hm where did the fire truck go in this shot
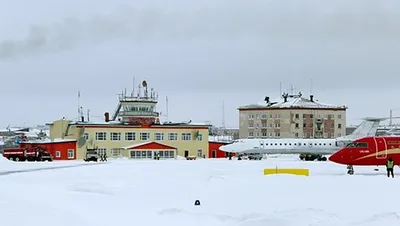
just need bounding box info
[2,147,53,162]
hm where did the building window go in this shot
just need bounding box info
[295,114,299,119]
[111,148,123,157]
[197,149,203,157]
[110,132,121,141]
[168,133,177,140]
[310,114,314,118]
[338,124,342,129]
[295,123,299,128]
[303,123,306,128]
[155,133,164,141]
[140,133,150,141]
[262,122,267,128]
[56,151,61,158]
[338,114,342,119]
[83,133,89,140]
[157,150,175,159]
[261,114,267,119]
[275,123,280,128]
[275,132,280,137]
[130,150,152,159]
[97,148,107,155]
[261,131,268,137]
[295,133,299,138]
[125,132,136,141]
[182,133,192,140]
[67,149,74,159]
[95,132,107,141]
[196,134,203,141]
[248,121,254,127]
[248,131,254,137]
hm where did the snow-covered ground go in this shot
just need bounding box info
[1,155,399,226]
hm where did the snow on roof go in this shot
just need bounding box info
[121,141,177,150]
[21,138,76,144]
[239,94,346,110]
[121,141,153,149]
[209,135,233,143]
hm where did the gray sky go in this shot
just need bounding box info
[1,0,400,129]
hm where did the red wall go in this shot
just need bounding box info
[20,141,77,160]
[208,141,233,158]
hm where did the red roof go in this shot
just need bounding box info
[123,141,177,150]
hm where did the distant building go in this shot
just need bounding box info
[238,92,347,139]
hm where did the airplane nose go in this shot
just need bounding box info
[329,151,342,164]
[219,144,230,152]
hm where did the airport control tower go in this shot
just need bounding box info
[110,80,160,125]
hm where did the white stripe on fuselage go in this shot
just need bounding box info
[220,138,340,155]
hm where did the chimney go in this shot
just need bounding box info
[81,116,84,122]
[264,96,270,103]
[104,112,110,122]
[282,93,288,102]
[310,95,314,102]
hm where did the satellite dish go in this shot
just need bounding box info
[77,137,86,148]
[78,128,85,137]
[142,80,147,87]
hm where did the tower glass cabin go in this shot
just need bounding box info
[111,80,160,125]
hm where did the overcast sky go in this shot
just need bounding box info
[1,0,399,129]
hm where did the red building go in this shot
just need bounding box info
[208,141,233,158]
[19,138,77,160]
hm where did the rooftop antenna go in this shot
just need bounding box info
[77,90,81,121]
[87,109,90,122]
[290,84,294,95]
[166,96,169,121]
[222,100,226,128]
[142,80,148,97]
[132,77,135,97]
[279,82,282,98]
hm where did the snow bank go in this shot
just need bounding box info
[0,157,399,226]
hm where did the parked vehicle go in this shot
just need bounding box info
[3,147,53,162]
[84,149,99,162]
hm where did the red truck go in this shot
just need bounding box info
[3,147,53,162]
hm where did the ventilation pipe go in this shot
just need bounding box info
[310,95,314,102]
[264,96,270,103]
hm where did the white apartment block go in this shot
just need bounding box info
[238,92,347,139]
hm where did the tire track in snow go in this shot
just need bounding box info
[0,162,109,176]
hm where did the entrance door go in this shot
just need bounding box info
[212,151,216,158]
[184,150,189,157]
[374,137,387,159]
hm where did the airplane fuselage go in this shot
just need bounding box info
[329,136,400,166]
[220,138,342,155]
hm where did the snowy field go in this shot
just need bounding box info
[1,155,400,226]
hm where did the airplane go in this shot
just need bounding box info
[219,118,387,157]
[328,135,400,175]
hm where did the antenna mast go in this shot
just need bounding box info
[77,90,81,120]
[132,77,135,97]
[279,82,282,98]
[166,96,169,121]
[222,100,226,128]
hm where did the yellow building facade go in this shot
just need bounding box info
[47,119,210,160]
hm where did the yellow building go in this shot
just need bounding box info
[47,80,210,160]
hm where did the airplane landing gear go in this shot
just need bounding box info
[347,165,354,175]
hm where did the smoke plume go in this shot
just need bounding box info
[1,1,400,59]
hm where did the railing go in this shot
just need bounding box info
[119,111,160,117]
